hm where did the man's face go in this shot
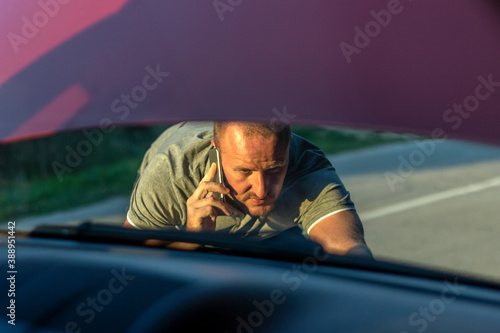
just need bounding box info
[216,125,289,217]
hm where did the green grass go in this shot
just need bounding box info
[0,125,169,223]
[1,159,139,221]
[292,126,406,155]
[0,125,406,222]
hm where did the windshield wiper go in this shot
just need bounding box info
[24,221,500,291]
[29,221,324,260]
[26,221,386,272]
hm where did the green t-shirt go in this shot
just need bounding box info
[127,122,355,240]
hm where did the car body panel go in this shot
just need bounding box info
[1,0,500,144]
[2,1,500,332]
[2,236,500,333]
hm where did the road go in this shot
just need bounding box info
[16,139,500,281]
[331,139,500,281]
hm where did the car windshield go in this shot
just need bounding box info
[2,0,500,286]
[2,123,500,282]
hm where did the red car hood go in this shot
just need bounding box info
[1,0,500,144]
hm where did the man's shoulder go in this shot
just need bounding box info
[147,121,212,155]
[287,133,333,176]
[280,131,342,203]
[153,122,213,149]
[139,122,213,179]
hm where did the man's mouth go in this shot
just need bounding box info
[248,195,276,206]
[250,198,267,205]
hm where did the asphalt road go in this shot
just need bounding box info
[330,139,500,282]
[15,139,500,282]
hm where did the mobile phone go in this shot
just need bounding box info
[208,148,224,201]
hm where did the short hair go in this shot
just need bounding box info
[213,121,291,152]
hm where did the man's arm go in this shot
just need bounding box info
[122,163,231,251]
[123,219,137,229]
[308,210,373,259]
[122,218,209,250]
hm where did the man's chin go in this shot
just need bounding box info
[247,204,274,217]
[229,195,276,217]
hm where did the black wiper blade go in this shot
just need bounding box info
[29,221,323,260]
[28,222,500,291]
[28,222,391,276]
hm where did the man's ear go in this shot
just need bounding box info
[211,139,216,148]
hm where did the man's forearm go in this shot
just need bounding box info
[143,239,203,251]
[123,220,203,251]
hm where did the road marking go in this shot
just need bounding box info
[360,175,500,221]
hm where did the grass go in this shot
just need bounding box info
[292,126,406,155]
[1,159,139,221]
[0,125,406,222]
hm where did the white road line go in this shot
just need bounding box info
[360,175,500,222]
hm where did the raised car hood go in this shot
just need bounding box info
[1,0,500,144]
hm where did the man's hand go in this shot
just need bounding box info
[186,163,232,232]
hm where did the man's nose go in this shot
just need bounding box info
[252,172,268,199]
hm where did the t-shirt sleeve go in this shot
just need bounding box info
[127,153,196,230]
[278,135,355,235]
[296,169,355,234]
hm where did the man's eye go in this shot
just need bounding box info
[268,167,282,173]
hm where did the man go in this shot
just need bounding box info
[123,121,372,258]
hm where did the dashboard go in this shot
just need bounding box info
[2,236,500,333]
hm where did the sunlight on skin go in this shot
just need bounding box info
[214,124,289,217]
